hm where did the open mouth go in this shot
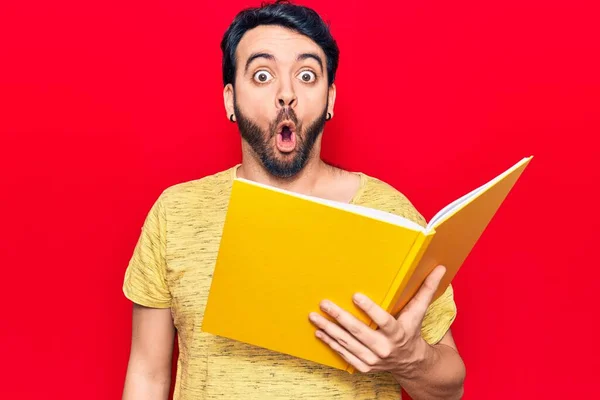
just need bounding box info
[275,121,297,152]
[281,125,293,141]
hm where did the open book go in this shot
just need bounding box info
[201,156,533,373]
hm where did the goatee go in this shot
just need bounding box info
[233,96,328,178]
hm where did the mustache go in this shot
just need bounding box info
[269,107,299,137]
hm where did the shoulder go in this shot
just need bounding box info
[155,166,236,211]
[354,173,427,228]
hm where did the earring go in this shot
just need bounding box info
[326,112,332,121]
[229,114,235,123]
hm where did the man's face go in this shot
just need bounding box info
[225,25,335,178]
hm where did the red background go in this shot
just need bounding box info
[1,1,598,398]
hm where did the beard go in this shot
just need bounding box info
[233,95,328,179]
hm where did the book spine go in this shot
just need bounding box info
[345,232,434,374]
[378,231,434,321]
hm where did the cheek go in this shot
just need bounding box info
[245,101,270,119]
[299,95,327,119]
[237,89,274,124]
[297,84,328,112]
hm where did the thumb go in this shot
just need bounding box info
[400,265,446,323]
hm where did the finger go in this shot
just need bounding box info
[316,300,382,352]
[352,292,398,336]
[401,265,446,321]
[309,310,380,366]
[314,329,374,374]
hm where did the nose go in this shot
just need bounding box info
[278,97,296,107]
[276,79,297,109]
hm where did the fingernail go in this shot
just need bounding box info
[320,301,331,312]
[353,293,366,304]
[315,331,323,339]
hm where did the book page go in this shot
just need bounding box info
[236,178,424,231]
[427,184,488,229]
[426,157,532,230]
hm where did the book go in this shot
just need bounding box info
[201,156,533,373]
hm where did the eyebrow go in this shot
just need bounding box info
[244,52,275,73]
[296,53,324,73]
[244,52,324,74]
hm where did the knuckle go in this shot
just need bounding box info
[325,333,339,345]
[377,346,391,359]
[338,337,349,348]
[394,328,408,344]
[349,324,361,336]
[365,355,379,366]
[414,292,427,305]
[396,318,409,332]
[379,316,394,330]
[424,278,436,290]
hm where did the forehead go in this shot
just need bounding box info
[236,25,325,64]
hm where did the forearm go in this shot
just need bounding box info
[392,342,465,400]
[122,370,171,400]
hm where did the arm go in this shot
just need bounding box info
[392,329,465,400]
[122,304,176,400]
[309,265,465,400]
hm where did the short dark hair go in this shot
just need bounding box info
[220,0,340,87]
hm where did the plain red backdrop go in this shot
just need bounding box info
[1,0,598,398]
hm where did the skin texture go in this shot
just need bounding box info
[223,25,362,203]
[122,306,175,400]
[122,24,465,400]
[309,265,466,399]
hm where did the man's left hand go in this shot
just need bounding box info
[308,265,446,376]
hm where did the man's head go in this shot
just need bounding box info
[221,0,339,178]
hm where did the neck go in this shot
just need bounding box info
[236,146,332,197]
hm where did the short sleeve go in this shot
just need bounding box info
[122,194,171,308]
[420,284,457,344]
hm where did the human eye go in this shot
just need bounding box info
[297,70,317,83]
[253,70,274,83]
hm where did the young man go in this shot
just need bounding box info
[122,1,466,399]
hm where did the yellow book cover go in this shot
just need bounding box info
[201,156,532,372]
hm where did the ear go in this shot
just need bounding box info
[223,83,235,122]
[327,83,336,118]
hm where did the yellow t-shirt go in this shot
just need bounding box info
[123,165,457,399]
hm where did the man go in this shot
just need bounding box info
[122,1,466,399]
